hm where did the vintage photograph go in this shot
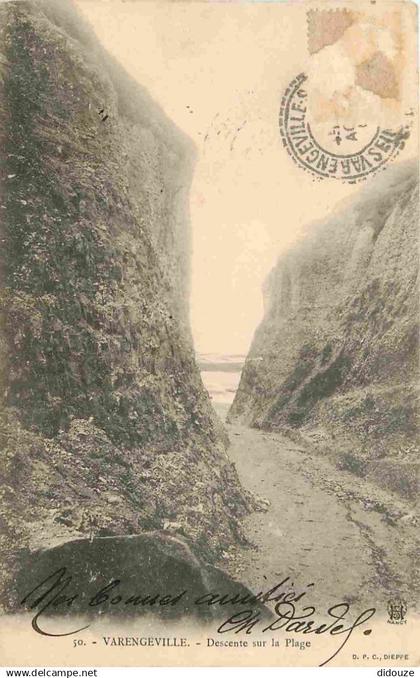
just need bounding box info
[0,0,418,668]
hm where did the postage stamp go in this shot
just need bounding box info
[279,6,416,182]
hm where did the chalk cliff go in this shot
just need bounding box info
[0,0,249,597]
[230,162,419,500]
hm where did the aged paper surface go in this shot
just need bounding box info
[0,0,418,668]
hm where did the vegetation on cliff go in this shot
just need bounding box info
[0,0,249,600]
[230,162,419,500]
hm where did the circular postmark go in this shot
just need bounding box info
[279,73,411,183]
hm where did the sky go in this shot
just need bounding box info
[75,0,417,355]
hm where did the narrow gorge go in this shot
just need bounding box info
[0,0,418,637]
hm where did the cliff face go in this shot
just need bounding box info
[230,163,419,500]
[0,0,249,586]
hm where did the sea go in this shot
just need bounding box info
[197,353,245,405]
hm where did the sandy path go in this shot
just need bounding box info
[215,403,418,616]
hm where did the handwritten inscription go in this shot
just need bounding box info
[20,567,375,666]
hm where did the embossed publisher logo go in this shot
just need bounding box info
[387,599,407,624]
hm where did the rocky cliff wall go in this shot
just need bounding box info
[230,162,419,500]
[0,0,249,596]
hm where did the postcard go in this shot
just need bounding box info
[0,0,418,669]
